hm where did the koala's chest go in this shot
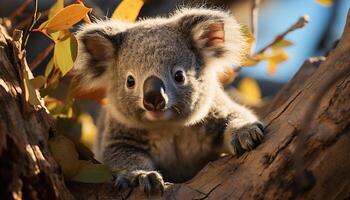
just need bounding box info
[147,126,220,182]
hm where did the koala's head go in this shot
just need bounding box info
[73,8,246,128]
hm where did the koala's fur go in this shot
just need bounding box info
[74,8,264,196]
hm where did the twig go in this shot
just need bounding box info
[8,0,32,20]
[255,15,309,55]
[15,10,50,30]
[22,0,39,50]
[250,0,260,53]
[29,43,55,70]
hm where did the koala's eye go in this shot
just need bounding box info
[126,75,135,88]
[174,70,186,84]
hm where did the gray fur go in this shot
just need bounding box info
[74,8,264,197]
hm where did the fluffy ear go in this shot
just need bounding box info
[73,20,130,89]
[173,8,247,67]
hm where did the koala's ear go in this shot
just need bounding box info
[73,20,129,89]
[174,8,247,67]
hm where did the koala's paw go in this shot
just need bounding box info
[113,170,164,197]
[229,122,264,156]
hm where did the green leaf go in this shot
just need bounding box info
[45,57,54,77]
[48,135,80,179]
[29,76,46,89]
[54,34,74,76]
[271,39,293,50]
[71,161,113,183]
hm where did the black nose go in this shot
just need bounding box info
[143,76,166,111]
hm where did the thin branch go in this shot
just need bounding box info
[29,43,54,70]
[255,15,309,55]
[15,10,50,30]
[250,0,260,44]
[8,0,33,20]
[22,0,39,50]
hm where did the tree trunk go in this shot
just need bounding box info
[0,28,73,199]
[1,11,350,200]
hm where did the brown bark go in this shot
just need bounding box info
[69,12,350,200]
[0,11,350,200]
[0,28,73,199]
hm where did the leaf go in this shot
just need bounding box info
[44,4,92,31]
[266,50,289,75]
[238,77,261,106]
[267,59,278,75]
[23,68,42,106]
[111,0,144,22]
[49,0,64,19]
[29,76,46,89]
[71,161,112,183]
[54,34,75,76]
[48,135,81,179]
[316,0,333,7]
[46,99,73,118]
[38,21,48,30]
[45,57,54,77]
[271,39,293,50]
[78,113,97,149]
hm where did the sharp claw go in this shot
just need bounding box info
[255,122,265,131]
[231,137,244,156]
[114,176,131,192]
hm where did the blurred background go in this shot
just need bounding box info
[1,0,349,96]
[0,0,349,148]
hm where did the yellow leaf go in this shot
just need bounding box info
[29,76,46,89]
[83,14,92,24]
[45,58,54,77]
[49,0,64,19]
[237,78,261,106]
[23,67,42,106]
[54,34,75,76]
[271,39,293,50]
[269,50,289,63]
[316,0,333,7]
[267,59,278,75]
[49,135,80,179]
[71,161,112,183]
[38,21,48,30]
[111,0,144,22]
[78,113,97,149]
[266,50,288,75]
[241,55,260,66]
[45,4,92,31]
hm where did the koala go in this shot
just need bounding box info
[73,8,264,197]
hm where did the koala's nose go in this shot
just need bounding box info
[143,76,166,111]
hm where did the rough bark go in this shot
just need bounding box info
[0,28,73,199]
[69,11,350,200]
[0,11,350,200]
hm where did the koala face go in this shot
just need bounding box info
[74,8,246,128]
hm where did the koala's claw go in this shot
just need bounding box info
[112,171,164,197]
[137,171,165,197]
[230,123,264,156]
[113,175,131,192]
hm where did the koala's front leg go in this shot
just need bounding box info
[214,92,265,156]
[102,143,164,196]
